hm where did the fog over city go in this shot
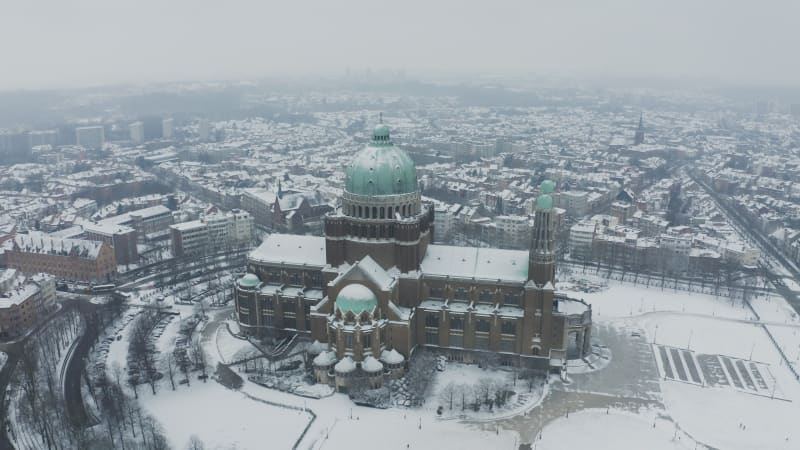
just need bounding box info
[4,2,800,450]
[3,0,800,89]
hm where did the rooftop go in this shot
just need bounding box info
[249,234,326,267]
[421,244,528,283]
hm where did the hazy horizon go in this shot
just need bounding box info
[3,0,800,91]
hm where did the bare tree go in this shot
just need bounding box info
[166,353,177,390]
[186,435,206,450]
[192,337,207,381]
[128,375,139,399]
[146,417,170,450]
[406,350,437,406]
[439,382,456,410]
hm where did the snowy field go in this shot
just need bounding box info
[313,409,516,450]
[561,274,752,321]
[215,321,262,364]
[632,312,800,449]
[749,292,799,324]
[536,409,691,450]
[139,380,311,450]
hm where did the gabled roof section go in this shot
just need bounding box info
[333,255,394,291]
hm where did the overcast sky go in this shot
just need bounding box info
[2,0,799,90]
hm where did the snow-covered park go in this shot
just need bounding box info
[65,266,800,450]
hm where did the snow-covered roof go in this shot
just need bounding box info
[334,356,356,373]
[7,232,103,260]
[249,234,326,267]
[362,355,383,373]
[421,245,528,283]
[333,255,395,292]
[307,340,327,355]
[380,348,405,365]
[557,298,590,315]
[313,350,337,367]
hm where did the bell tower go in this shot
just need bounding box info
[529,180,557,286]
[634,112,645,146]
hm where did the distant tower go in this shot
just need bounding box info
[529,180,557,286]
[634,113,645,146]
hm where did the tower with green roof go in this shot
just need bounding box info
[529,180,557,286]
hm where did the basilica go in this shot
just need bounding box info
[234,123,592,390]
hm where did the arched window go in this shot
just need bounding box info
[379,207,384,218]
[402,205,407,216]
[358,206,362,217]
[372,207,377,218]
[365,207,370,219]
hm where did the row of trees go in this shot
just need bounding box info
[438,378,514,413]
[97,368,169,450]
[10,307,171,450]
[13,310,84,450]
[127,310,162,395]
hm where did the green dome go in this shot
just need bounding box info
[536,194,553,210]
[238,273,260,288]
[336,284,378,315]
[344,125,417,196]
[540,180,555,194]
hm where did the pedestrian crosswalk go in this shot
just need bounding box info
[652,344,783,399]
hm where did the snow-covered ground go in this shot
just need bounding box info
[314,408,516,450]
[536,409,692,450]
[423,362,546,421]
[561,274,752,321]
[782,277,800,293]
[215,321,262,364]
[749,292,799,324]
[631,310,800,449]
[98,266,800,450]
[140,380,311,450]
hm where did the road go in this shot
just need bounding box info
[688,169,800,314]
[117,248,249,286]
[63,302,100,427]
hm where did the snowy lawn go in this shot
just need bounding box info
[626,312,800,450]
[536,409,692,450]
[314,408,516,450]
[562,275,752,321]
[139,380,311,450]
[215,323,262,364]
[663,382,799,450]
[749,292,799,324]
